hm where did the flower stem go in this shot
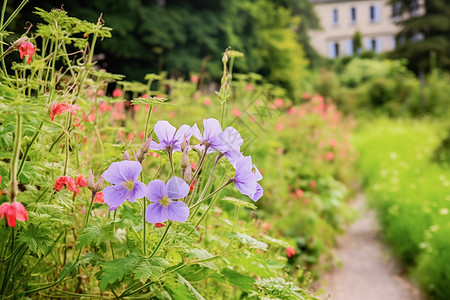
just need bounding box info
[17,120,43,177]
[10,110,22,202]
[189,179,233,211]
[144,104,154,140]
[149,222,172,258]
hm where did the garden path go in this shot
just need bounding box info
[313,194,425,300]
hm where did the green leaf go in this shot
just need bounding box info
[59,260,79,281]
[133,257,170,283]
[78,221,114,247]
[187,248,218,270]
[98,253,142,292]
[166,282,197,300]
[177,274,206,300]
[222,196,258,210]
[17,223,52,254]
[227,232,268,251]
[221,268,255,292]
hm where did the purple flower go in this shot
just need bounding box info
[233,156,263,202]
[145,177,190,223]
[150,120,192,153]
[192,118,228,153]
[219,127,244,167]
[102,161,147,211]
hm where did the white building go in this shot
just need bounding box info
[308,0,424,58]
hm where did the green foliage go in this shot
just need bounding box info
[355,118,450,299]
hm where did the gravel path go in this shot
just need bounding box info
[313,194,425,300]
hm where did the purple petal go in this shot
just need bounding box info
[149,140,166,151]
[103,161,127,184]
[130,181,147,201]
[166,176,190,200]
[103,185,127,211]
[167,201,189,222]
[234,156,257,197]
[147,180,166,202]
[191,123,203,142]
[154,120,176,145]
[251,183,263,202]
[203,118,222,140]
[173,124,192,144]
[225,151,244,168]
[145,202,169,223]
[117,161,142,182]
[220,127,243,151]
[253,166,263,181]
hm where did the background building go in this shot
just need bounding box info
[309,0,424,58]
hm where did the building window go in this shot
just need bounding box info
[329,41,340,58]
[332,9,338,25]
[392,2,402,20]
[411,0,419,16]
[345,40,354,55]
[370,5,380,23]
[351,7,356,23]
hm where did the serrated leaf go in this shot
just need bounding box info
[133,257,170,283]
[221,268,255,292]
[17,223,52,254]
[78,221,114,247]
[222,196,258,210]
[99,253,142,292]
[259,234,290,248]
[177,273,206,300]
[166,282,197,300]
[166,251,183,265]
[228,232,268,251]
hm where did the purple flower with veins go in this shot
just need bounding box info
[192,118,228,153]
[145,177,190,223]
[102,161,147,211]
[232,156,263,202]
[150,120,192,153]
[219,127,244,167]
[233,156,258,200]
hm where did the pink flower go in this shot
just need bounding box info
[94,192,104,203]
[275,122,284,131]
[326,151,335,161]
[274,98,284,108]
[112,89,123,98]
[245,84,254,91]
[329,139,337,148]
[309,180,317,188]
[203,98,211,106]
[139,131,145,140]
[302,92,311,100]
[295,189,304,198]
[18,42,35,64]
[276,147,283,154]
[190,75,199,83]
[76,175,87,187]
[0,202,28,227]
[286,247,295,258]
[97,90,105,97]
[141,94,150,98]
[50,103,81,121]
[54,176,79,196]
[232,108,242,117]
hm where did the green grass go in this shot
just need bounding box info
[354,117,450,300]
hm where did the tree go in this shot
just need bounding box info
[391,0,450,72]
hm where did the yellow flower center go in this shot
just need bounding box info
[160,196,171,207]
[123,179,134,191]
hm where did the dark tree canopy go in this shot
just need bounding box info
[391,0,450,72]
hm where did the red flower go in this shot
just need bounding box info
[190,74,199,83]
[18,42,35,64]
[112,89,123,98]
[326,151,335,162]
[0,201,28,227]
[50,103,81,121]
[54,176,79,196]
[155,222,165,228]
[203,98,211,106]
[286,247,295,258]
[295,189,304,198]
[190,179,196,192]
[75,175,87,187]
[232,108,242,118]
[94,192,104,203]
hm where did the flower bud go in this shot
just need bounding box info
[182,163,192,184]
[123,150,130,160]
[180,136,188,152]
[180,148,190,169]
[87,170,95,190]
[142,136,152,154]
[95,175,104,192]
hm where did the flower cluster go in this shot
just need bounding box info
[101,118,264,224]
[50,102,81,121]
[54,175,87,196]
